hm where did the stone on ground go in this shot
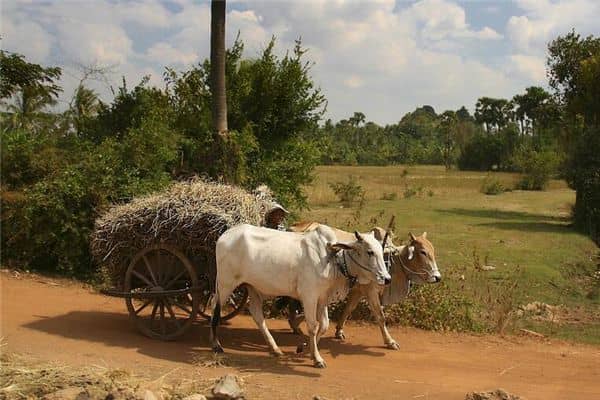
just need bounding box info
[465,388,523,400]
[212,374,244,399]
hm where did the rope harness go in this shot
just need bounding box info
[336,250,358,288]
[396,246,430,281]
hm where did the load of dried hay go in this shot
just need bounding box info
[91,178,278,287]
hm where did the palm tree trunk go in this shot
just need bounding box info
[211,0,227,136]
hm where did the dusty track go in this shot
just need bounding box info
[1,272,599,399]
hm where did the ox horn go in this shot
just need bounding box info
[382,215,396,249]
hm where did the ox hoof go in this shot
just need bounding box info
[212,344,224,354]
[314,360,327,369]
[334,329,346,340]
[271,349,284,357]
[386,341,400,350]
[296,343,306,354]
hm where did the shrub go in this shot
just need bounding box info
[513,148,560,191]
[329,176,365,206]
[328,283,479,332]
[480,175,508,195]
[403,187,416,198]
[380,192,397,201]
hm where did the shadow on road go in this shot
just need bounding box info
[24,310,384,377]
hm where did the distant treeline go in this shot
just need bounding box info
[314,92,562,172]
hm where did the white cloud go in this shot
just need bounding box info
[507,0,600,54]
[509,54,547,83]
[56,23,132,65]
[146,42,199,65]
[407,0,502,41]
[1,18,52,62]
[4,0,597,123]
[343,75,364,89]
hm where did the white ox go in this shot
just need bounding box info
[210,223,391,368]
[289,223,442,350]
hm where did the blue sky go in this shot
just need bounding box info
[2,0,599,124]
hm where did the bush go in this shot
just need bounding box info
[480,176,508,195]
[567,126,600,244]
[458,125,520,171]
[329,176,365,206]
[513,148,560,191]
[327,283,479,332]
[380,192,397,201]
[403,187,417,199]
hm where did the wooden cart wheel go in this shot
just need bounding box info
[124,244,199,340]
[197,280,248,322]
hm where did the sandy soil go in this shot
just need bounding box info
[1,271,599,400]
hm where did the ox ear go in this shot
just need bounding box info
[422,231,427,239]
[328,242,354,253]
[370,227,386,242]
[354,231,364,241]
[407,245,415,260]
[409,232,417,242]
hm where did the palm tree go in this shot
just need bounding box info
[6,85,57,130]
[69,85,100,135]
[211,0,227,136]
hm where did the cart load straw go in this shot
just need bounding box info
[91,178,278,288]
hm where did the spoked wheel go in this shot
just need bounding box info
[124,244,199,340]
[197,280,248,322]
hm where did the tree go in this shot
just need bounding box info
[456,106,473,122]
[512,86,552,135]
[68,85,100,135]
[1,50,62,130]
[440,110,457,170]
[547,31,600,242]
[474,97,512,133]
[0,50,61,101]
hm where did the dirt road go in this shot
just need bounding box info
[1,272,599,399]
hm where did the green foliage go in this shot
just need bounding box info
[512,86,554,135]
[1,129,61,189]
[1,39,327,276]
[548,31,600,243]
[567,125,600,242]
[317,106,474,167]
[403,186,418,199]
[458,124,521,171]
[513,147,560,191]
[0,50,61,100]
[329,176,365,206]
[458,132,505,170]
[480,176,508,195]
[384,284,480,332]
[474,97,512,133]
[328,284,479,332]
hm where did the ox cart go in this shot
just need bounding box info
[92,179,282,341]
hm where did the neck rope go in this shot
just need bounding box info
[397,246,429,279]
[336,251,357,288]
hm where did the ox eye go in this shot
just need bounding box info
[367,250,375,256]
[420,250,427,256]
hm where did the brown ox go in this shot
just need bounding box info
[288,221,441,349]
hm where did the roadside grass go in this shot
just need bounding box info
[302,165,599,343]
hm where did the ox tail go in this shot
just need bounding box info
[210,292,224,353]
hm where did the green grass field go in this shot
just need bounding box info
[300,165,600,343]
